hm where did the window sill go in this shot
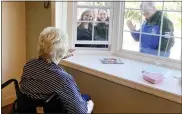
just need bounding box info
[60,53,182,104]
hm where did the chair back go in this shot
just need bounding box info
[2,79,66,113]
[17,92,66,113]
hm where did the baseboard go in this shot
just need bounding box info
[2,95,16,107]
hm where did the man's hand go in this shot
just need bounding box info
[63,49,75,59]
[126,20,136,31]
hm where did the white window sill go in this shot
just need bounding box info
[60,53,182,104]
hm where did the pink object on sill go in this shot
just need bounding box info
[142,71,164,84]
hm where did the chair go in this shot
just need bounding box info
[2,79,66,113]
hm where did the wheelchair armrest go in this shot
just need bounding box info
[1,79,19,89]
[2,79,21,99]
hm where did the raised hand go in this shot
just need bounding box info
[63,49,76,59]
[126,20,136,31]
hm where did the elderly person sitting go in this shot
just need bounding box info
[19,27,94,113]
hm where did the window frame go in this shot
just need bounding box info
[73,2,114,50]
[51,1,181,70]
[115,2,181,69]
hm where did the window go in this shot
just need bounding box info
[74,2,113,50]
[120,1,181,61]
[53,1,181,69]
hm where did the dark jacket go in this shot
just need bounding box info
[94,18,109,41]
[131,11,174,57]
[77,23,92,41]
[76,22,108,48]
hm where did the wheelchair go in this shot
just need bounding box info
[2,79,66,113]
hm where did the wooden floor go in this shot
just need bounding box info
[1,104,13,114]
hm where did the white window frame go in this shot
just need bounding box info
[72,2,114,51]
[51,1,181,70]
[116,2,181,69]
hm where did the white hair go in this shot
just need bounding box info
[140,1,156,10]
[37,27,68,63]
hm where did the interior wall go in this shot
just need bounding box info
[62,65,182,113]
[2,1,181,112]
[2,2,26,107]
[26,1,51,60]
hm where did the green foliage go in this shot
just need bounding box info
[124,2,181,27]
[124,10,141,22]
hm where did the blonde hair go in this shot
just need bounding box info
[80,10,93,21]
[37,27,68,63]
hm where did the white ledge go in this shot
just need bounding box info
[60,53,182,104]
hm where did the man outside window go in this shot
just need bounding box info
[126,2,174,57]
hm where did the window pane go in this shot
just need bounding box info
[77,2,93,6]
[169,38,181,60]
[163,11,181,38]
[164,2,182,11]
[76,7,110,48]
[125,1,163,10]
[94,2,111,6]
[122,31,168,57]
[122,32,182,60]
[140,34,160,56]
[122,31,139,52]
[124,9,142,31]
[139,10,163,35]
[94,8,110,41]
[94,22,109,41]
[94,8,110,21]
[153,2,163,10]
[77,8,94,41]
[125,2,141,9]
[159,36,175,58]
